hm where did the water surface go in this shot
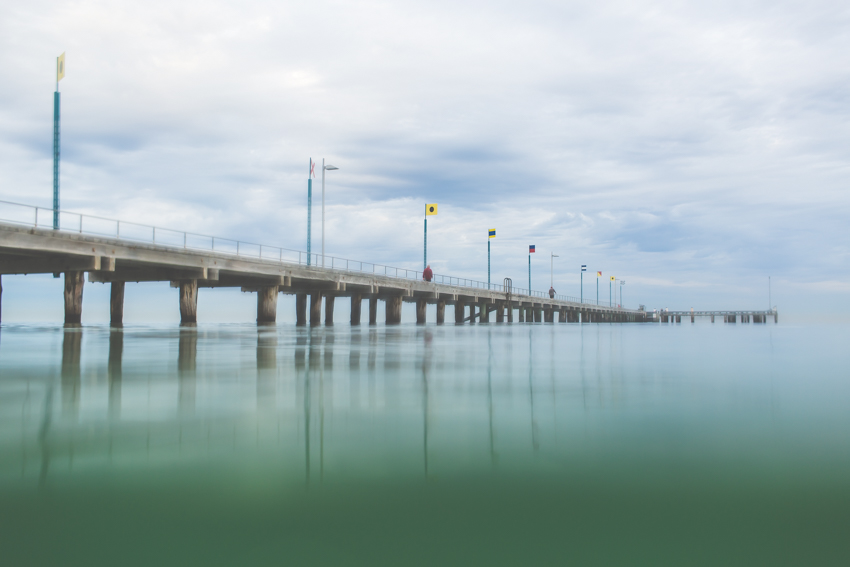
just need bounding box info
[0,321,848,565]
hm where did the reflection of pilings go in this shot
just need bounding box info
[178,327,197,414]
[256,329,277,410]
[349,330,361,409]
[38,385,54,490]
[108,330,123,419]
[422,329,432,477]
[61,328,81,418]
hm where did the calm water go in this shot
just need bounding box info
[0,321,849,566]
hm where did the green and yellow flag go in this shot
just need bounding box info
[426,204,438,216]
[57,52,65,82]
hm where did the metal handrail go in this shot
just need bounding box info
[0,199,631,310]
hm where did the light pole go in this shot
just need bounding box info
[53,52,66,230]
[307,159,315,266]
[550,253,558,289]
[620,280,625,307]
[580,265,586,303]
[321,159,338,268]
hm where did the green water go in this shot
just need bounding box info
[0,322,848,565]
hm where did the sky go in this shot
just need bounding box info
[1,0,849,323]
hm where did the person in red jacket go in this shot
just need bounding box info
[423,265,433,282]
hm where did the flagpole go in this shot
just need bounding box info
[609,280,612,307]
[580,270,583,304]
[307,159,312,266]
[487,239,490,290]
[528,254,531,293]
[596,276,598,305]
[53,58,61,230]
[423,213,427,271]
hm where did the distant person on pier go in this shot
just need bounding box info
[549,286,556,299]
[423,265,433,282]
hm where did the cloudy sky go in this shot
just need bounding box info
[1,0,849,322]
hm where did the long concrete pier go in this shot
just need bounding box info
[0,221,651,326]
[657,310,778,324]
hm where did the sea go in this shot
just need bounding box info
[0,320,848,566]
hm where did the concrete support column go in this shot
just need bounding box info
[369,297,378,324]
[710,315,715,323]
[517,305,525,322]
[436,300,445,324]
[496,302,505,323]
[110,281,125,327]
[64,270,85,326]
[324,295,335,325]
[178,279,198,324]
[507,304,514,322]
[416,298,427,324]
[543,308,552,323]
[296,293,307,325]
[455,301,466,323]
[559,309,566,323]
[386,296,402,324]
[350,294,362,325]
[774,312,778,323]
[469,303,477,323]
[310,293,322,326]
[676,315,681,323]
[257,286,278,324]
[533,307,542,323]
[690,314,695,323]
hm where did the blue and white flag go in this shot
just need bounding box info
[581,265,586,272]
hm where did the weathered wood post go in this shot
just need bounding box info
[386,296,402,324]
[310,292,322,325]
[436,300,445,324]
[296,293,307,325]
[350,294,362,325]
[257,285,278,324]
[455,301,466,323]
[479,301,490,323]
[179,279,198,324]
[325,295,335,325]
[369,297,378,324]
[416,298,427,324]
[64,270,85,326]
[110,281,125,327]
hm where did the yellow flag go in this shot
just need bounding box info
[426,204,438,216]
[57,53,66,82]
[610,276,615,281]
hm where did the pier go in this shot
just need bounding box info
[0,201,651,325]
[658,310,778,324]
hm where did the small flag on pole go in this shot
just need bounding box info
[310,160,316,178]
[597,271,602,277]
[426,204,438,216]
[610,276,615,281]
[488,229,496,238]
[529,245,535,253]
[581,265,586,272]
[57,52,65,82]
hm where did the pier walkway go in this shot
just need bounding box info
[0,200,649,325]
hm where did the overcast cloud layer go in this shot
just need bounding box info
[1,0,849,322]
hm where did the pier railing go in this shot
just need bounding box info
[0,199,618,309]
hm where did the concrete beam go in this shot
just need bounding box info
[1,253,103,275]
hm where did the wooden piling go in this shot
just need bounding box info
[325,295,335,325]
[64,270,85,326]
[257,285,278,324]
[350,294,362,325]
[416,298,427,324]
[296,293,307,325]
[178,279,198,324]
[436,300,445,324]
[369,297,378,324]
[310,293,322,325]
[455,301,465,323]
[110,281,125,327]
[386,296,402,324]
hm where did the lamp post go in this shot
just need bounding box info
[321,159,338,268]
[307,159,315,266]
[550,253,558,288]
[580,265,586,303]
[620,280,625,307]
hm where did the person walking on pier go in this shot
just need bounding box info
[549,286,556,299]
[423,264,433,282]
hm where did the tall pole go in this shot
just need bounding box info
[550,254,553,287]
[609,280,612,307]
[307,159,312,266]
[487,240,491,290]
[596,276,598,305]
[528,254,531,293]
[53,58,61,230]
[769,276,772,311]
[580,271,583,304]
[321,158,325,267]
[423,215,427,270]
